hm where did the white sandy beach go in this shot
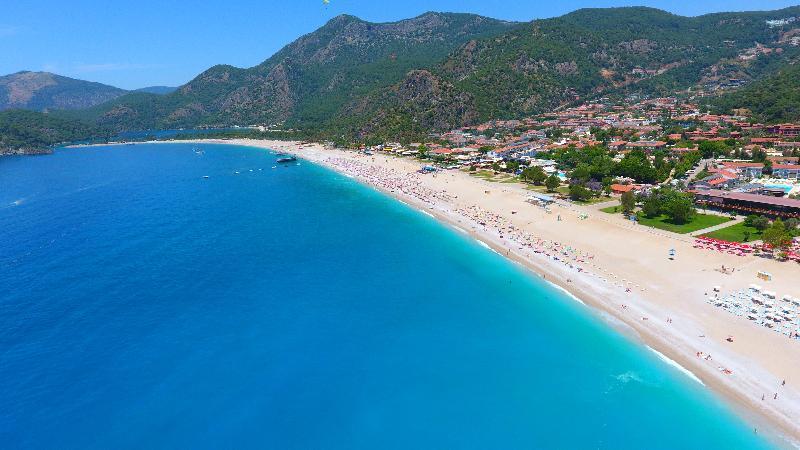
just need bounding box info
[80,139,800,445]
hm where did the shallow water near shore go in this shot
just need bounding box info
[0,143,773,448]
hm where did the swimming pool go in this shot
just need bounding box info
[763,184,793,194]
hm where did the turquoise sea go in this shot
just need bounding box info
[0,143,773,448]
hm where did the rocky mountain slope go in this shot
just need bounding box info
[0,72,128,111]
[8,6,800,151]
[74,12,515,131]
[347,6,800,139]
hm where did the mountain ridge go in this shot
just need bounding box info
[6,6,800,152]
[67,12,516,131]
[340,5,800,139]
[0,71,129,111]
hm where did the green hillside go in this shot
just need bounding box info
[0,72,127,111]
[347,6,800,139]
[9,6,800,148]
[0,110,101,154]
[709,63,800,123]
[70,12,514,132]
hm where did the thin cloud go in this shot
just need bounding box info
[0,25,21,37]
[73,62,163,73]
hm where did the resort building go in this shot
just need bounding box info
[694,189,800,218]
[693,175,736,190]
[720,162,764,180]
[772,164,800,180]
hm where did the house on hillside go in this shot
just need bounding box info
[625,141,667,152]
[608,141,627,152]
[766,124,800,137]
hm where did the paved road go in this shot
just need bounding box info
[686,158,714,182]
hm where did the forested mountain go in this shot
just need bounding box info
[135,86,178,95]
[74,6,800,140]
[0,72,128,111]
[0,110,101,155]
[345,6,800,139]
[71,12,515,132]
[710,63,800,123]
[7,6,800,152]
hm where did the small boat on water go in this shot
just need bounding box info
[277,156,297,163]
[202,175,210,179]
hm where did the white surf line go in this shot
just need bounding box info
[419,209,435,218]
[648,347,705,386]
[476,239,501,255]
[452,225,468,234]
[548,281,587,305]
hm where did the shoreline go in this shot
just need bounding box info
[67,139,800,447]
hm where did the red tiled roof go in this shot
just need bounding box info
[721,162,764,168]
[611,184,636,192]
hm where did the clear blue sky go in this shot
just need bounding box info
[2,0,798,89]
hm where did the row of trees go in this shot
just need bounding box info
[761,219,798,252]
[519,165,561,192]
[619,187,696,224]
[543,145,705,185]
[743,215,799,250]
[640,188,696,224]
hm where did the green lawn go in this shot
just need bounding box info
[526,185,569,195]
[601,205,622,214]
[635,213,732,234]
[470,170,518,184]
[702,222,763,243]
[574,196,612,205]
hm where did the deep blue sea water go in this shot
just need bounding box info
[0,144,772,449]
